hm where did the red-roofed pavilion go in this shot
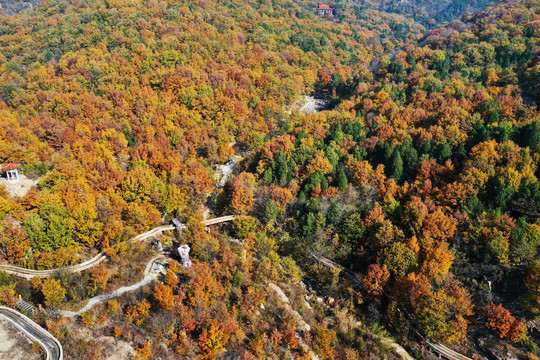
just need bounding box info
[317,4,333,15]
[1,163,20,181]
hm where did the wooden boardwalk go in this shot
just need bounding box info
[0,216,236,279]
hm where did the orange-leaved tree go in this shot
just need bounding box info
[363,264,390,296]
[88,263,110,294]
[198,320,225,359]
[135,342,152,360]
[485,302,527,342]
[154,283,175,311]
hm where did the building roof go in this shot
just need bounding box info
[318,4,333,10]
[1,163,20,171]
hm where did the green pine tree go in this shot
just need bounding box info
[388,151,403,182]
[263,199,279,224]
[337,169,348,192]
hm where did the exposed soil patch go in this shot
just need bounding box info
[99,337,136,360]
[0,317,40,360]
[0,175,39,198]
[299,95,330,114]
[287,94,330,114]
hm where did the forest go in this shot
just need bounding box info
[368,0,499,27]
[0,0,539,359]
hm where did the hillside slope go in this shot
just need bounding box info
[0,0,538,358]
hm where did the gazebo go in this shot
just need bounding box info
[1,163,20,181]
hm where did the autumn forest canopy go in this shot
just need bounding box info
[0,0,539,359]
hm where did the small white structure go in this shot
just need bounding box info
[177,244,192,267]
[2,163,20,181]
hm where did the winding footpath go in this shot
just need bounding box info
[0,216,237,360]
[309,251,472,360]
[0,216,235,279]
[58,255,166,317]
[0,306,63,360]
[0,216,469,360]
[0,253,108,280]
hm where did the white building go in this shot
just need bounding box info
[2,163,20,181]
[177,244,192,267]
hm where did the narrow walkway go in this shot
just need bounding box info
[0,216,236,280]
[59,255,165,317]
[309,252,424,360]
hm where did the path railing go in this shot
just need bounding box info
[0,216,236,279]
[308,251,472,360]
[0,306,63,360]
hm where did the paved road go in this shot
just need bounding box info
[0,215,239,359]
[0,306,63,360]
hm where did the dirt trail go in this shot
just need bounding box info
[267,282,319,360]
[380,337,416,360]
